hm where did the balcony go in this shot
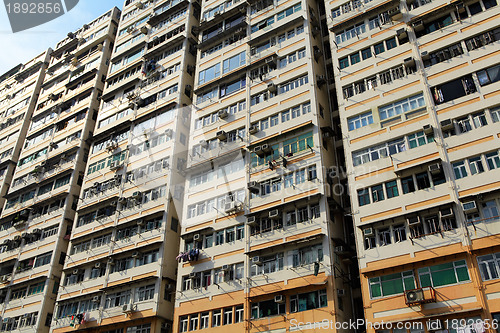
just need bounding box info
[198,17,247,49]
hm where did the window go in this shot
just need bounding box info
[136,284,155,301]
[200,312,209,329]
[379,93,425,120]
[251,299,285,318]
[486,152,500,170]
[350,53,361,65]
[291,244,323,267]
[308,165,317,180]
[34,252,52,267]
[386,37,397,50]
[198,63,221,84]
[223,51,245,74]
[190,315,199,331]
[371,184,384,202]
[469,156,485,175]
[408,131,433,148]
[235,305,244,323]
[482,200,499,221]
[361,47,372,60]
[374,42,385,54]
[378,228,391,246]
[393,225,407,243]
[348,111,373,130]
[385,180,399,198]
[491,106,500,123]
[401,176,415,193]
[453,161,468,179]
[418,260,470,287]
[476,64,500,86]
[478,253,500,281]
[369,271,415,298]
[289,289,327,312]
[358,189,370,206]
[339,57,349,69]
[415,172,431,190]
[212,309,222,327]
[223,307,233,325]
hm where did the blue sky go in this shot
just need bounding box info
[0,1,124,74]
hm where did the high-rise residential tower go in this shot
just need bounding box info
[0,8,120,333]
[326,0,500,329]
[173,0,359,331]
[51,0,198,332]
[0,50,51,329]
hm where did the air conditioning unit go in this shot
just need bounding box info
[337,289,346,297]
[463,201,478,213]
[108,258,115,265]
[118,197,128,204]
[131,251,141,258]
[388,7,402,20]
[261,144,272,154]
[132,191,142,199]
[218,110,228,119]
[214,11,221,16]
[427,319,442,331]
[252,256,262,265]
[440,119,453,130]
[165,128,173,137]
[193,234,201,241]
[253,146,265,157]
[225,201,241,213]
[267,83,277,93]
[334,246,346,253]
[216,130,227,141]
[412,19,424,31]
[439,207,453,218]
[363,228,374,237]
[122,303,135,313]
[407,216,421,226]
[247,216,257,225]
[428,163,441,175]
[73,269,80,275]
[249,125,259,134]
[222,264,231,271]
[127,26,136,33]
[95,262,102,268]
[110,161,123,170]
[189,272,197,279]
[106,141,118,152]
[140,26,148,34]
[48,93,57,101]
[423,124,433,135]
[248,181,260,193]
[268,209,279,219]
[397,28,408,39]
[405,288,424,304]
[137,219,144,226]
[92,295,100,303]
[32,228,42,235]
[274,295,285,303]
[136,2,144,8]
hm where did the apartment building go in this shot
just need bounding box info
[0,51,51,326]
[326,0,500,330]
[0,9,120,333]
[51,0,198,332]
[173,0,361,331]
